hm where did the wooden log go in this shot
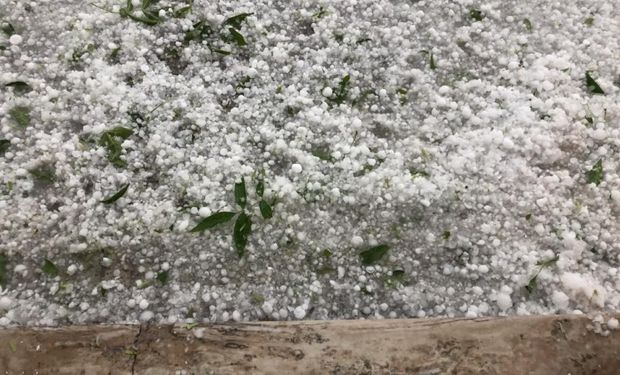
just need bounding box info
[0,315,618,374]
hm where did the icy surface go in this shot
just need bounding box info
[0,0,619,325]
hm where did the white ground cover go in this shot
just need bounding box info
[0,0,619,326]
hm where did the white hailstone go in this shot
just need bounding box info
[140,311,154,321]
[101,257,112,267]
[496,293,512,311]
[290,163,303,174]
[198,207,212,217]
[321,87,333,97]
[9,34,23,45]
[262,302,273,314]
[139,299,149,309]
[126,299,136,308]
[279,308,288,319]
[551,291,569,310]
[478,265,489,273]
[14,264,27,276]
[232,310,241,321]
[608,318,619,330]
[351,235,364,246]
[66,264,78,275]
[0,296,13,309]
[161,262,170,271]
[293,305,306,319]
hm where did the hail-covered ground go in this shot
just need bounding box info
[0,0,619,327]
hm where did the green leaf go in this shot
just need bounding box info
[106,127,133,139]
[0,252,7,287]
[327,74,350,105]
[525,275,538,293]
[0,139,9,155]
[259,200,273,219]
[359,244,390,266]
[586,159,604,186]
[185,21,212,43]
[228,28,247,46]
[223,13,253,29]
[525,213,532,221]
[211,48,231,55]
[101,183,130,204]
[584,16,594,26]
[585,71,605,94]
[41,259,59,277]
[442,230,451,240]
[29,164,56,183]
[255,180,264,197]
[9,106,31,128]
[523,18,533,32]
[429,52,436,70]
[174,5,192,18]
[156,270,169,284]
[189,211,236,232]
[1,21,15,36]
[235,178,247,208]
[469,9,485,21]
[311,146,333,161]
[233,212,252,257]
[322,248,333,257]
[385,269,406,287]
[536,255,559,268]
[5,81,32,94]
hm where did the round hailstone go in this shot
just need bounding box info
[9,34,23,45]
[608,318,619,330]
[293,305,306,319]
[0,296,13,309]
[496,293,512,311]
[290,163,303,174]
[322,87,333,97]
[351,235,364,246]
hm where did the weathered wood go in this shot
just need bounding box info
[0,315,618,374]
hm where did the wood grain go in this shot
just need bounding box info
[0,315,618,374]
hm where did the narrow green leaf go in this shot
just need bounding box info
[0,139,9,155]
[536,255,559,268]
[8,342,16,353]
[469,9,485,21]
[525,275,538,293]
[41,259,59,276]
[223,13,253,29]
[189,211,236,232]
[185,21,212,43]
[101,183,130,204]
[255,180,264,197]
[0,252,7,287]
[259,200,273,219]
[211,48,232,55]
[174,6,192,18]
[429,52,436,70]
[359,244,390,266]
[228,28,247,46]
[586,159,604,185]
[5,81,32,94]
[233,212,252,257]
[235,178,247,208]
[156,270,169,284]
[585,71,605,94]
[523,18,532,32]
[9,106,31,127]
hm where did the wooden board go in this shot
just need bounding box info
[0,314,618,374]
